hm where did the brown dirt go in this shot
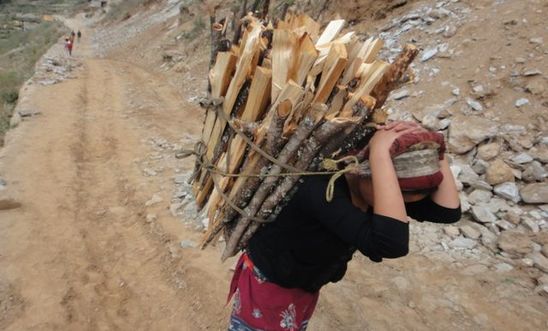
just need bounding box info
[0,1,547,330]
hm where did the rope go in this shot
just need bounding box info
[322,155,360,202]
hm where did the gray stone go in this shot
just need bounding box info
[494,182,521,203]
[529,37,544,45]
[391,89,410,100]
[497,230,533,257]
[530,252,548,273]
[444,225,460,237]
[522,69,542,76]
[529,145,548,163]
[451,87,460,96]
[520,183,548,204]
[143,168,157,177]
[472,159,489,175]
[448,115,499,154]
[486,159,515,185]
[421,47,438,62]
[449,236,477,250]
[466,98,483,111]
[477,142,501,161]
[511,153,533,164]
[443,25,457,38]
[467,189,492,204]
[145,193,163,207]
[458,165,479,184]
[484,197,510,214]
[180,240,197,249]
[515,98,529,107]
[496,219,515,231]
[438,118,451,130]
[174,175,187,184]
[469,180,493,191]
[479,225,498,251]
[146,213,157,223]
[421,114,441,131]
[459,193,471,212]
[504,209,522,225]
[523,161,546,182]
[0,178,6,191]
[460,225,481,239]
[471,205,497,223]
[522,218,540,233]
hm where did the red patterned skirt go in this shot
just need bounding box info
[227,253,319,331]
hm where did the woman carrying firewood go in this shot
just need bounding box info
[227,121,461,331]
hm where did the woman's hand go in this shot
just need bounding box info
[369,122,422,156]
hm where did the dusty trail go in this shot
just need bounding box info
[1,9,547,331]
[0,26,230,330]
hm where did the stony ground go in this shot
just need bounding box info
[0,0,547,330]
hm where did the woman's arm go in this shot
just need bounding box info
[368,123,422,222]
[430,157,460,209]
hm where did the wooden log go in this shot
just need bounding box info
[232,0,248,45]
[315,19,345,47]
[340,60,389,117]
[313,42,348,103]
[221,104,327,261]
[370,44,419,109]
[239,116,359,246]
[291,34,318,87]
[271,29,298,101]
[200,99,292,249]
[341,37,383,85]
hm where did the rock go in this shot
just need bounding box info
[530,252,548,273]
[421,47,438,62]
[444,225,460,237]
[448,115,498,154]
[472,159,489,175]
[180,240,197,249]
[449,236,477,250]
[10,112,21,128]
[520,183,548,204]
[511,153,533,164]
[460,225,481,239]
[535,285,548,298]
[466,98,483,111]
[451,87,460,96]
[494,263,513,272]
[529,145,548,163]
[522,218,540,233]
[522,69,542,77]
[174,175,187,184]
[484,197,510,214]
[486,159,515,185]
[494,182,521,203]
[479,226,498,251]
[497,230,533,257]
[146,213,157,223]
[496,219,515,231]
[471,205,497,223]
[443,24,457,38]
[0,178,6,191]
[529,37,543,45]
[470,180,493,191]
[143,168,157,177]
[421,113,441,130]
[504,209,522,225]
[145,193,163,207]
[515,98,529,107]
[467,189,492,204]
[391,89,410,100]
[525,79,545,95]
[459,193,471,212]
[477,142,501,161]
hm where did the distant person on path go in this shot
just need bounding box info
[226,121,462,330]
[77,30,82,42]
[64,38,73,56]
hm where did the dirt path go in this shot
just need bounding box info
[1,11,547,331]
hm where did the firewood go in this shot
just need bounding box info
[222,104,327,261]
[313,42,347,103]
[291,34,318,87]
[239,116,360,246]
[271,29,298,100]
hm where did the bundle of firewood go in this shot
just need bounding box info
[190,9,418,261]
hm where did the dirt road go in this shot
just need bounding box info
[1,13,547,331]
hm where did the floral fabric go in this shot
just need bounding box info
[227,253,319,331]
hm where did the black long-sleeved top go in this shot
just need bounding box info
[248,175,461,293]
